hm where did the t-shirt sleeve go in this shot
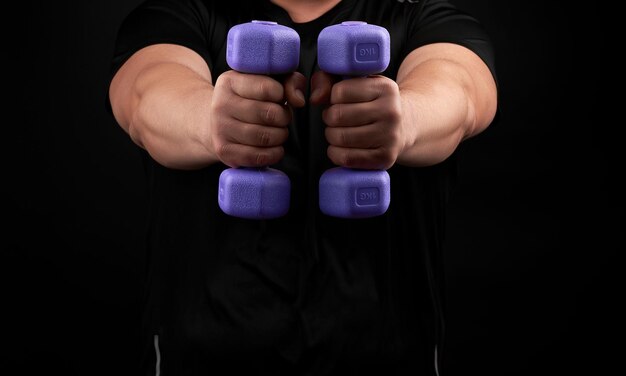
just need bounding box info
[106,0,217,115]
[109,0,215,79]
[402,0,497,80]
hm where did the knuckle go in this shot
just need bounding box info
[389,112,401,127]
[340,151,353,167]
[212,99,229,115]
[333,104,343,124]
[332,83,346,102]
[322,109,331,125]
[257,79,271,98]
[376,148,395,169]
[254,152,268,166]
[221,70,236,79]
[378,77,397,94]
[382,102,402,124]
[211,121,226,139]
[327,147,338,165]
[328,129,345,147]
[292,72,307,89]
[340,128,348,146]
[387,104,402,124]
[274,107,290,127]
[324,105,342,126]
[257,129,271,146]
[215,142,230,159]
[324,127,334,144]
[217,70,236,89]
[258,79,282,100]
[275,84,285,100]
[263,104,277,124]
[248,147,284,166]
[215,72,230,86]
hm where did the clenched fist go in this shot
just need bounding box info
[209,70,306,168]
[311,71,404,170]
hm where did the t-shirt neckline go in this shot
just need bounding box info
[261,0,358,31]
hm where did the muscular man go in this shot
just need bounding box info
[108,0,497,374]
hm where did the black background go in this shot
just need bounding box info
[8,1,617,375]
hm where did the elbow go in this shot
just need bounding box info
[126,95,149,150]
[109,74,147,149]
[473,88,498,136]
[127,119,146,150]
[464,71,498,139]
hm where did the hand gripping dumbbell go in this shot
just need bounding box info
[218,20,300,219]
[317,21,391,218]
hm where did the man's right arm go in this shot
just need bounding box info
[109,43,306,170]
[110,44,219,170]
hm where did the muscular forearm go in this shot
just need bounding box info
[122,62,217,169]
[397,59,473,166]
[396,44,497,167]
[109,44,218,170]
[111,44,306,171]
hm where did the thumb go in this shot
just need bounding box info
[283,72,307,108]
[310,70,337,106]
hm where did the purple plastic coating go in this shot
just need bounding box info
[219,21,299,219]
[319,167,390,218]
[317,21,390,76]
[219,168,290,219]
[227,20,300,74]
[318,22,392,218]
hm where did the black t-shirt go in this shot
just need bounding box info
[109,1,495,375]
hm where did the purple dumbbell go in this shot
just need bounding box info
[218,20,299,219]
[317,21,391,218]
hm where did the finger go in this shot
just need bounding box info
[225,71,285,103]
[330,76,394,104]
[322,102,378,127]
[310,70,338,105]
[327,145,395,170]
[224,122,289,147]
[325,124,384,149]
[231,98,291,127]
[283,72,307,108]
[217,143,285,168]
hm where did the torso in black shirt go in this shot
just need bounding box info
[110,1,495,375]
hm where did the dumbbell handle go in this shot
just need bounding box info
[218,21,299,219]
[318,21,391,218]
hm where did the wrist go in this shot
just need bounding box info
[195,86,220,165]
[397,89,421,165]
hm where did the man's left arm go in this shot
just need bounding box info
[395,42,498,167]
[311,42,497,169]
